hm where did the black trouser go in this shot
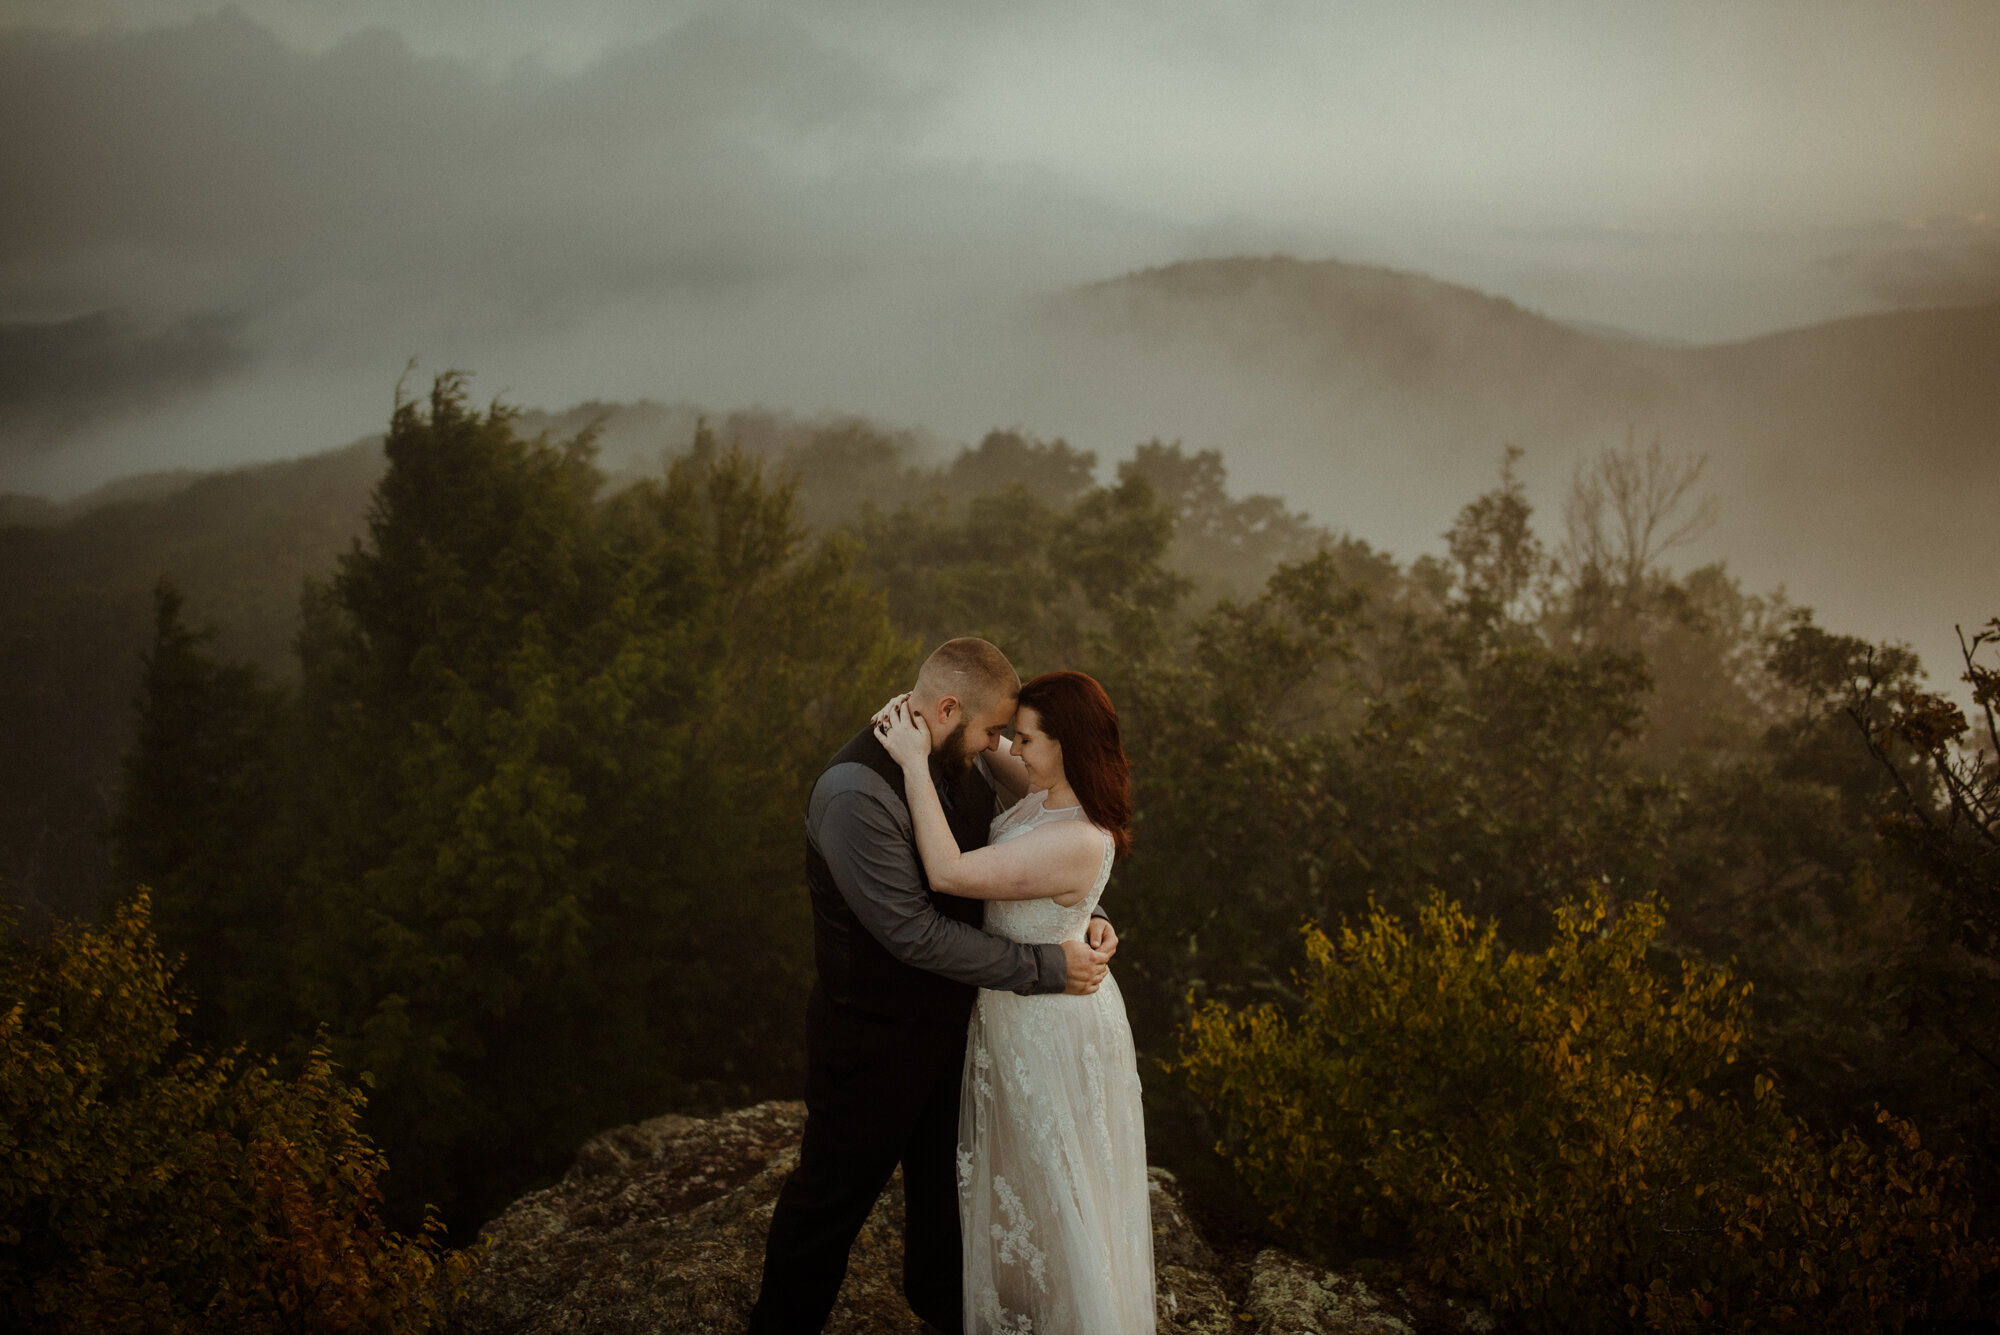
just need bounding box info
[748,985,971,1334]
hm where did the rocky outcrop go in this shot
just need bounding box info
[1242,1251,1496,1335]
[448,1101,1496,1335]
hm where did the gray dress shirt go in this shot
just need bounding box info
[807,758,1070,994]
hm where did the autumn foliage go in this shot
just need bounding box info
[1176,891,1997,1331]
[0,893,477,1333]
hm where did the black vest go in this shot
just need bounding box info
[805,726,995,1021]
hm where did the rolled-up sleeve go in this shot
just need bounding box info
[811,766,1064,995]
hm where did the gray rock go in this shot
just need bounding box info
[447,1102,854,1335]
[1149,1167,1234,1334]
[563,1111,703,1182]
[1244,1250,1496,1335]
[448,1101,1495,1335]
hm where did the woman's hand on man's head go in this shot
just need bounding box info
[876,697,933,768]
[871,692,912,730]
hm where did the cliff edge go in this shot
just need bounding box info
[447,1101,1496,1335]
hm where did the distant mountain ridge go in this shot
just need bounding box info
[1675,296,2000,471]
[1055,255,1673,395]
[0,469,211,528]
[1052,256,2000,461]
[1040,256,1997,710]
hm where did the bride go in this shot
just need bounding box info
[876,670,1155,1334]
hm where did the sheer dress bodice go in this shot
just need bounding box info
[981,789,1116,946]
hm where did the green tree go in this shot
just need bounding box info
[851,468,1189,676]
[1111,467,1673,1040]
[1647,614,1935,1144]
[939,428,1098,509]
[1806,617,2000,1194]
[1444,444,1545,630]
[111,582,285,1047]
[1116,439,1328,601]
[293,388,911,1223]
[113,379,914,1230]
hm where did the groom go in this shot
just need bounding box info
[747,637,1117,1334]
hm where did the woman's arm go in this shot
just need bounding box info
[983,734,1031,804]
[878,700,1102,906]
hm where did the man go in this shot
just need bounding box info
[747,638,1117,1334]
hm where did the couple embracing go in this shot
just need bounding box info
[749,638,1155,1334]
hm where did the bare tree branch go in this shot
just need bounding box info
[1562,432,1717,590]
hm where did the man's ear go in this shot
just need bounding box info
[934,695,961,724]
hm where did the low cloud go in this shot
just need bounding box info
[0,9,925,304]
[1822,222,2000,310]
[0,8,1183,479]
[3,4,1998,490]
[0,11,992,463]
[0,310,248,443]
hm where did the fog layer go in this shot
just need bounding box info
[1,4,1996,687]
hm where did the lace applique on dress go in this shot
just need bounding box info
[958,788,1155,1332]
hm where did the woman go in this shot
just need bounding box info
[875,670,1155,1334]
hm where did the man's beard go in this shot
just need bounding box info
[932,717,976,774]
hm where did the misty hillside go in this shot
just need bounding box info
[1051,255,1678,436]
[1052,255,2000,470]
[0,440,386,919]
[1043,257,2000,685]
[6,252,1994,927]
[1676,298,2000,471]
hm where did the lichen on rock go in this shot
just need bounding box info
[1149,1166,1235,1333]
[448,1101,1496,1335]
[1243,1249,1497,1335]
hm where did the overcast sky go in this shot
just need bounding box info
[2,0,1997,493]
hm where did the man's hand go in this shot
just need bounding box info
[1085,916,1118,959]
[1061,937,1109,995]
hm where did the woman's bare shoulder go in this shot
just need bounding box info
[1014,816,1104,858]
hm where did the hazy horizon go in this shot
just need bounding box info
[5,3,1998,474]
[2,1,1996,692]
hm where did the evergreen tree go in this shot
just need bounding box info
[111,581,284,1047]
[288,384,911,1225]
[114,378,913,1231]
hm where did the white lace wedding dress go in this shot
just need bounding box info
[958,788,1156,1333]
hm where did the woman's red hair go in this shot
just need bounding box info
[1017,670,1132,859]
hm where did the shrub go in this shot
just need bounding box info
[0,893,478,1333]
[1176,890,1996,1332]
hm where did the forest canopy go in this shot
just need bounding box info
[4,375,1996,1326]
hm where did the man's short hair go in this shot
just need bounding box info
[915,638,1021,714]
